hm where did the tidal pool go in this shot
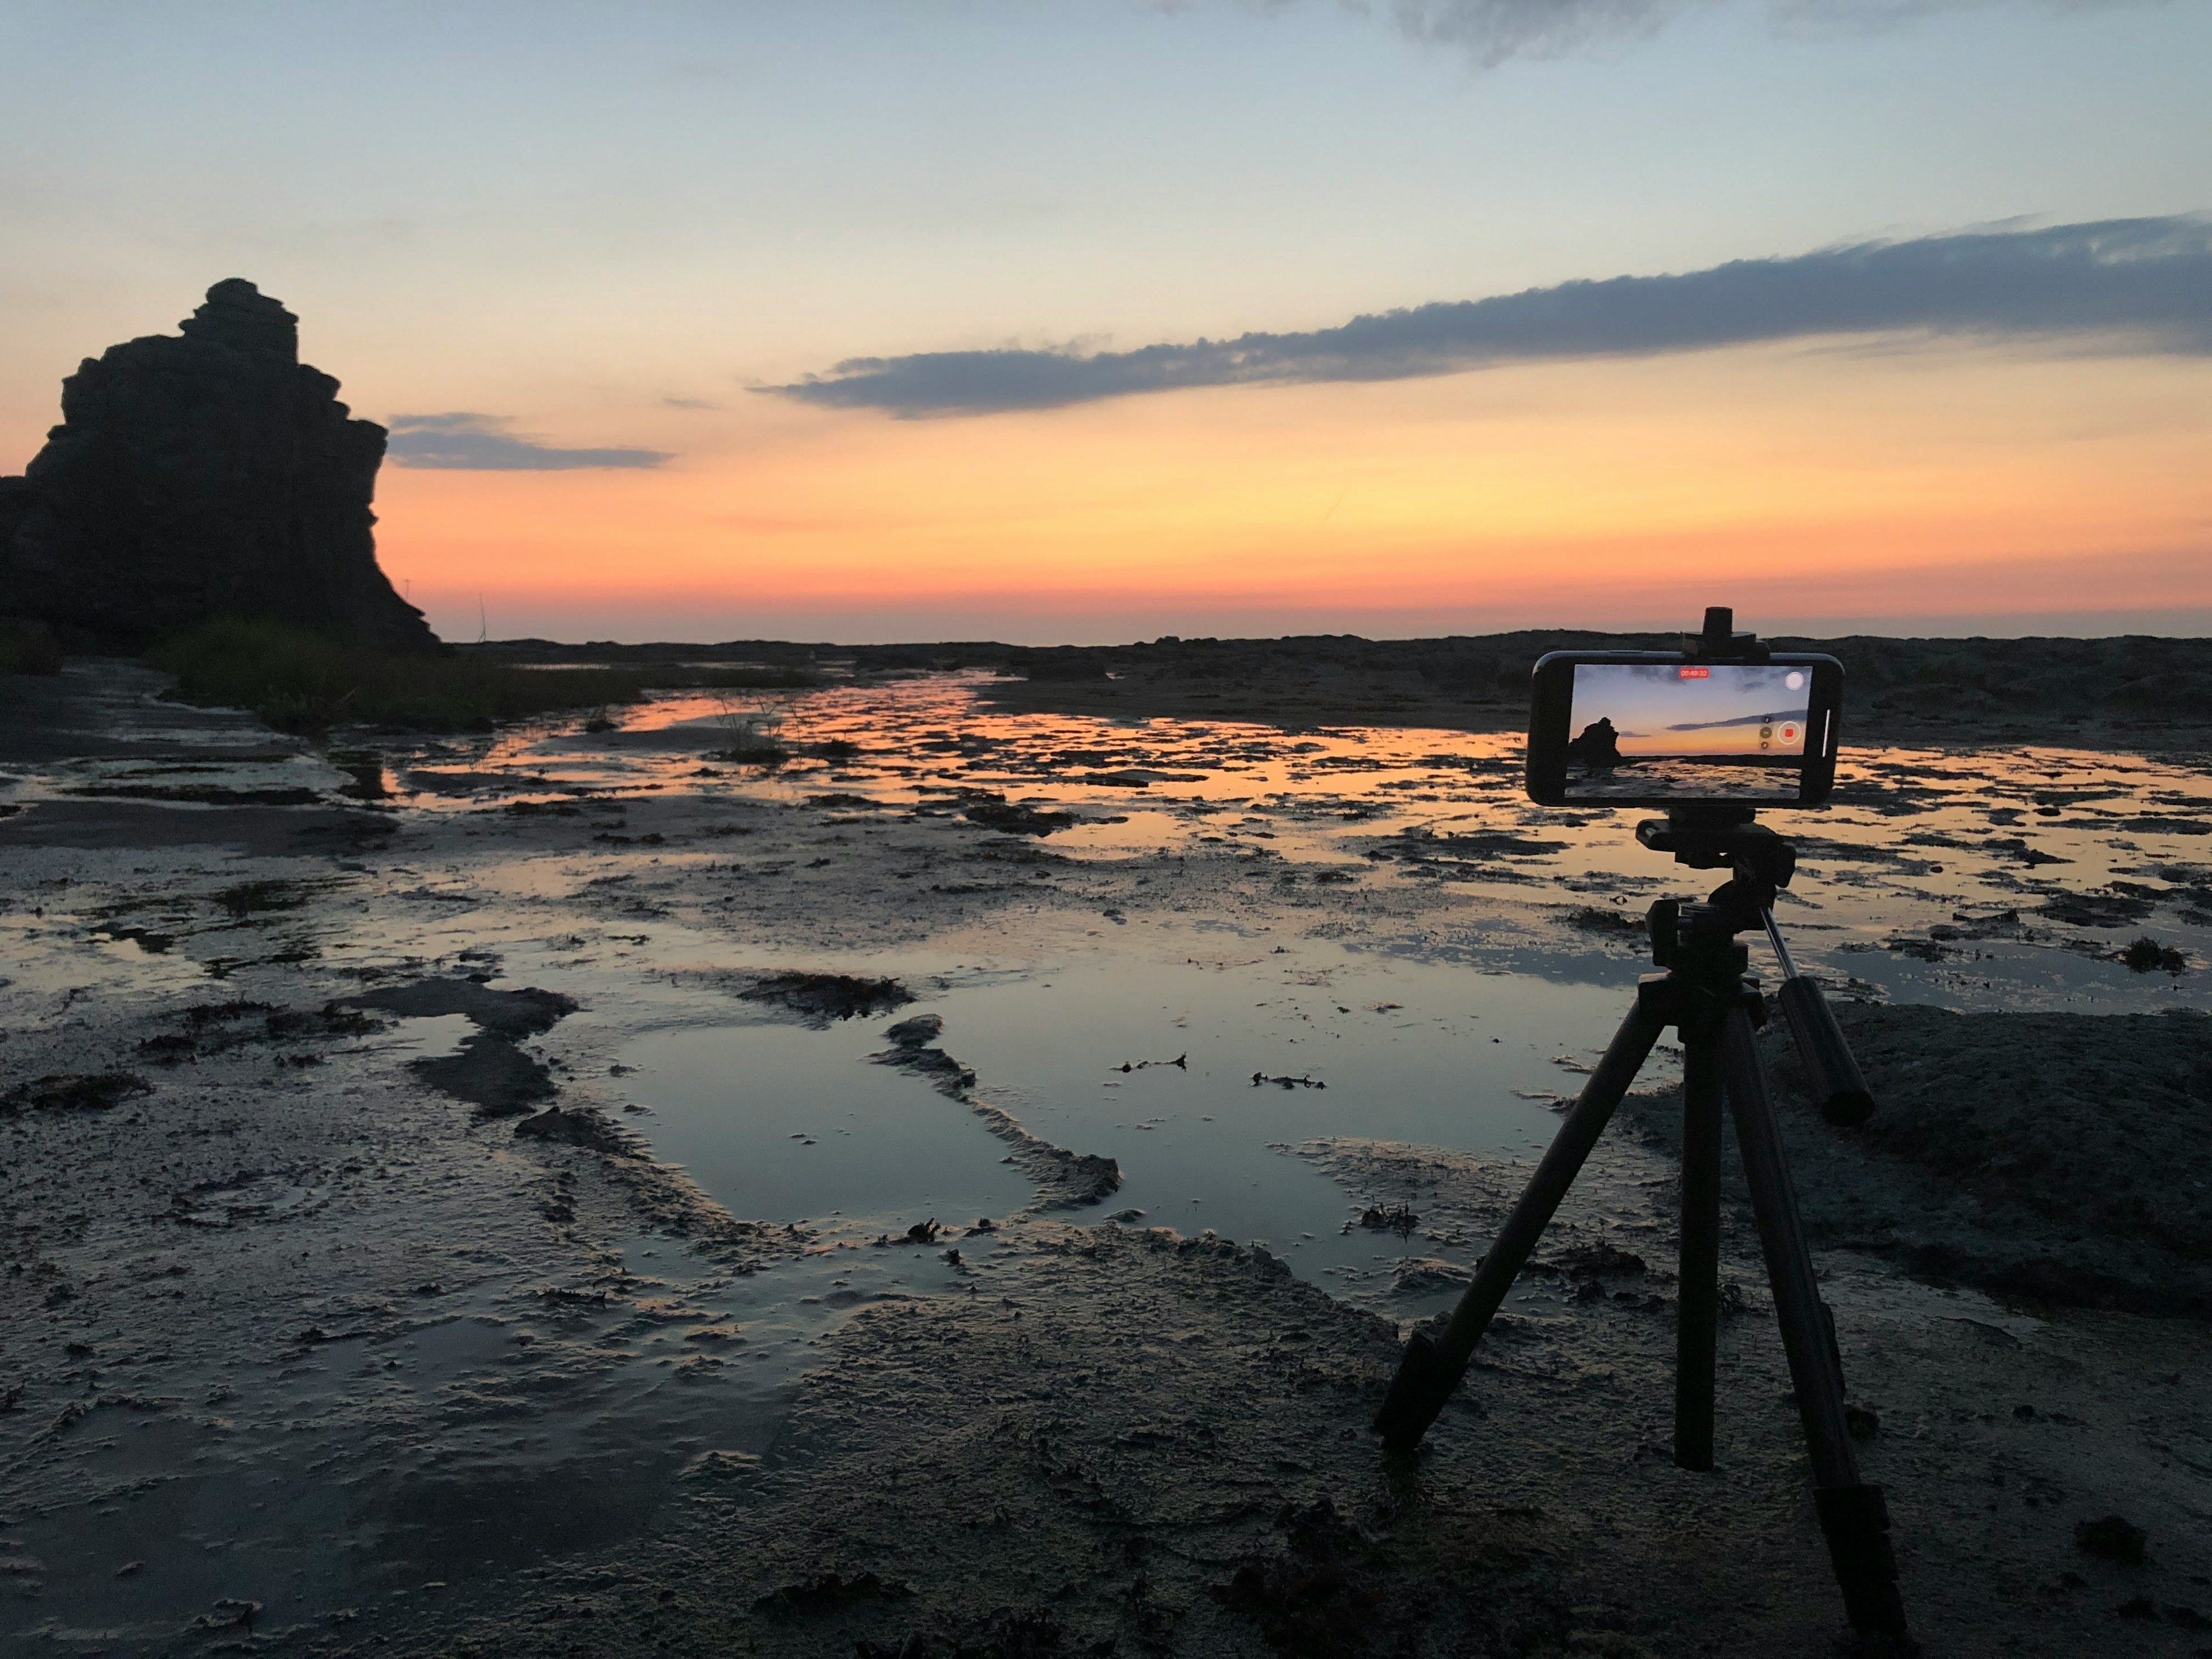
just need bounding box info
[359,672,2212,1310]
[607,925,1676,1320]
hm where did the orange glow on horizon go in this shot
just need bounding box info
[370,340,2212,638]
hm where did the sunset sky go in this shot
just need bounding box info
[5,1,2207,645]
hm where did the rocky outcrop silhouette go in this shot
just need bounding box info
[1565,716,1623,768]
[0,279,433,650]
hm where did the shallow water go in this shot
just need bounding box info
[366,672,2198,1317]
[434,670,2212,1006]
[24,667,2212,1315]
[613,929,1645,1308]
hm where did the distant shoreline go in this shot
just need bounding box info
[464,628,2212,751]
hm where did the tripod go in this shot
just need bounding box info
[1373,805,1911,1645]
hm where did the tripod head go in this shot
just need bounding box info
[1635,804,1795,918]
[1632,802,1874,1128]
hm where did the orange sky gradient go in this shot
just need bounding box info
[375,339,2212,643]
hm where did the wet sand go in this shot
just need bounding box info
[4,659,2211,1657]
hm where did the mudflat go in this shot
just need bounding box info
[5,657,2210,1657]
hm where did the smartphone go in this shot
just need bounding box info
[1526,651,1842,806]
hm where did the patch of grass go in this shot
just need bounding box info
[2122,935,2188,974]
[149,619,660,734]
[706,707,791,765]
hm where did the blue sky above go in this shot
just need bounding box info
[7,0,2203,414]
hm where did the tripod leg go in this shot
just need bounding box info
[1374,994,1667,1453]
[1718,1007,1910,1642]
[1673,1031,1724,1472]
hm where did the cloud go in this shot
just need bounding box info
[763,215,2212,418]
[384,412,672,470]
[1354,0,1697,66]
[1317,0,2157,67]
[1666,708,1808,730]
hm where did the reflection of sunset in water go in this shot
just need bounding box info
[276,669,2212,1019]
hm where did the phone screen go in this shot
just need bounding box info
[1563,662,1816,801]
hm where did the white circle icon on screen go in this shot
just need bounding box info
[1784,671,1805,691]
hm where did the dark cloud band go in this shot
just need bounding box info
[385,412,672,470]
[763,215,2212,418]
[1331,1,2161,69]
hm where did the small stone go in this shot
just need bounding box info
[2076,1514,2147,1565]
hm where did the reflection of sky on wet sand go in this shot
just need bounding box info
[20,669,2211,1319]
[609,933,1642,1312]
[260,668,2212,1317]
[26,666,2209,1029]
[340,671,2212,1018]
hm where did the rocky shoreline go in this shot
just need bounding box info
[3,662,2209,1657]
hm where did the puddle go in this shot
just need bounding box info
[603,927,1641,1323]
[618,1019,1037,1230]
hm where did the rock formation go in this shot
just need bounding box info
[1565,715,1624,768]
[0,279,434,650]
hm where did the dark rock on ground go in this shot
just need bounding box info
[343,978,578,1039]
[2121,935,2189,974]
[513,1104,637,1154]
[756,1570,914,1616]
[873,1029,978,1093]
[2076,1514,2149,1565]
[1551,1241,1647,1277]
[738,971,914,1025]
[2039,891,2154,929]
[137,999,378,1063]
[1358,1203,1418,1234]
[412,1034,556,1115]
[1569,903,1648,936]
[0,797,396,855]
[1,1073,151,1115]
[0,279,433,650]
[963,801,1077,836]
